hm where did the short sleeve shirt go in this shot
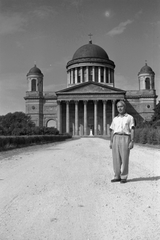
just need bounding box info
[110,113,135,135]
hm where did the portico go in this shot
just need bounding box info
[56,81,125,136]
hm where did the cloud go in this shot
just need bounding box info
[135,10,142,19]
[107,19,133,37]
[61,0,84,9]
[0,13,27,35]
[31,6,57,19]
[70,0,83,8]
[107,10,143,37]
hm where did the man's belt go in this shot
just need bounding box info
[114,133,130,136]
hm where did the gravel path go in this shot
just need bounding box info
[0,138,160,240]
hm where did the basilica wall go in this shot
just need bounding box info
[43,98,57,127]
[25,42,157,135]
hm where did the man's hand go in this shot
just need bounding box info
[110,141,113,149]
[128,141,134,149]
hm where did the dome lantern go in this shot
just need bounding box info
[27,64,44,77]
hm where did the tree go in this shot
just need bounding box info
[151,101,160,122]
[0,112,35,135]
[0,112,59,136]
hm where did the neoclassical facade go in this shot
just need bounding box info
[24,41,157,136]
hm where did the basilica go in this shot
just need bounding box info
[24,40,157,136]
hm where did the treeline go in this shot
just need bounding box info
[0,112,71,151]
[0,112,59,136]
[135,128,160,145]
[134,101,160,145]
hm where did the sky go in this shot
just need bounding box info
[0,0,160,115]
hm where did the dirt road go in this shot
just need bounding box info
[0,138,160,240]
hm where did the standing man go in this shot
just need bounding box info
[110,100,135,183]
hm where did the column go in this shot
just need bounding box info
[28,78,31,91]
[80,67,83,83]
[108,69,110,83]
[104,67,106,83]
[67,71,70,86]
[75,101,78,135]
[92,66,95,82]
[103,100,107,135]
[86,67,89,82]
[94,100,98,135]
[57,101,62,133]
[75,68,78,84]
[66,101,69,133]
[71,69,73,84]
[98,67,101,83]
[83,101,87,135]
[112,100,116,120]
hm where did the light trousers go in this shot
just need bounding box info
[112,134,130,180]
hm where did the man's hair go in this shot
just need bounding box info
[117,100,126,108]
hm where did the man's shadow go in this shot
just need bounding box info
[128,176,160,182]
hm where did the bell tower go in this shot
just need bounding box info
[137,61,157,121]
[138,61,155,90]
[24,65,44,127]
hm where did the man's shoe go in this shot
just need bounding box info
[120,179,127,183]
[111,178,121,182]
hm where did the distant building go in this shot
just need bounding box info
[24,41,157,136]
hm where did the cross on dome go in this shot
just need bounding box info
[88,33,93,44]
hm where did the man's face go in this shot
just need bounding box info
[117,102,126,115]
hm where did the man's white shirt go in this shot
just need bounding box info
[110,113,135,135]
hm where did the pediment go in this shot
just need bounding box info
[56,82,125,94]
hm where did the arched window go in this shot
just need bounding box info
[145,78,150,90]
[47,120,56,128]
[31,79,36,91]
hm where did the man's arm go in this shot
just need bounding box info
[109,129,114,149]
[131,127,135,142]
[129,127,135,149]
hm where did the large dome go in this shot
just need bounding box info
[138,63,154,75]
[27,65,43,76]
[72,41,109,60]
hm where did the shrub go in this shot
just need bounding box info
[135,128,160,145]
[138,128,148,144]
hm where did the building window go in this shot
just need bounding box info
[73,69,75,84]
[145,78,150,89]
[77,68,81,83]
[101,67,104,82]
[106,68,108,83]
[31,79,36,91]
[110,70,113,83]
[95,67,98,82]
[89,66,92,81]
